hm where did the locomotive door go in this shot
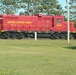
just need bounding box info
[36,15,43,31]
[0,15,3,30]
[43,16,52,31]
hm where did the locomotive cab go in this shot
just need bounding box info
[50,16,68,39]
[52,15,64,32]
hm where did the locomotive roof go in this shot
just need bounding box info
[0,14,64,19]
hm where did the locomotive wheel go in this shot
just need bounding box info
[11,33,16,39]
[1,33,5,39]
[70,34,74,39]
[16,34,22,39]
[61,34,67,39]
[50,34,55,39]
[60,35,66,39]
[1,32,9,39]
[16,33,24,39]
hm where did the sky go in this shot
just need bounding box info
[58,0,66,9]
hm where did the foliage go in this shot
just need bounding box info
[69,0,76,21]
[23,0,62,15]
[0,0,18,14]
[64,0,76,21]
[0,0,62,15]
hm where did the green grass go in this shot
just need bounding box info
[0,39,76,75]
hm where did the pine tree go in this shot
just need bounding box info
[64,0,76,21]
[0,0,62,15]
[0,0,18,14]
[69,0,76,21]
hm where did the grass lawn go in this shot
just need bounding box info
[0,39,76,75]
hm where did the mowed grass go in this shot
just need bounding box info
[0,39,76,75]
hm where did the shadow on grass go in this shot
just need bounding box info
[65,46,76,50]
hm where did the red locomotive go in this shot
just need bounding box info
[0,14,76,39]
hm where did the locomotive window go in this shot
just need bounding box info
[56,19,62,24]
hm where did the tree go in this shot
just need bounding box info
[26,0,62,15]
[69,0,76,20]
[0,0,19,14]
[64,0,76,21]
[41,0,62,15]
[0,0,62,15]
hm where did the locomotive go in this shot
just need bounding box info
[0,14,76,39]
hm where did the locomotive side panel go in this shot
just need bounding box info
[16,16,38,32]
[0,14,76,39]
[1,15,18,31]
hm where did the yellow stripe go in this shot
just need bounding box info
[1,30,4,32]
[57,24,62,26]
[18,31,20,32]
[73,31,75,33]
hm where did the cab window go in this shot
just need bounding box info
[56,19,62,24]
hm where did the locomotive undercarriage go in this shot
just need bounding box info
[50,32,67,39]
[0,31,75,39]
[0,31,35,39]
[50,31,75,39]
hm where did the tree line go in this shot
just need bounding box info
[0,0,76,23]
